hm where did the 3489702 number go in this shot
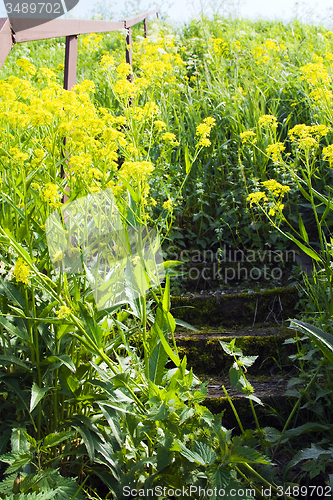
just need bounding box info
[277,485,332,497]
[5,2,61,14]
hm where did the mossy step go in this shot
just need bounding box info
[176,330,296,377]
[203,392,296,430]
[175,324,289,339]
[171,286,299,328]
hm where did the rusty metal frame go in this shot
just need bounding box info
[0,9,159,90]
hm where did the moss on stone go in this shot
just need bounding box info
[177,332,296,376]
[171,286,299,328]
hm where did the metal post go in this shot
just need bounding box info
[143,17,148,38]
[126,25,133,83]
[64,34,78,90]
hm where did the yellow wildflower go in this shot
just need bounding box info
[162,132,179,146]
[43,183,61,207]
[258,115,278,129]
[56,305,71,319]
[262,179,290,196]
[323,145,333,167]
[163,199,172,210]
[240,131,257,144]
[247,191,268,207]
[13,258,30,285]
[266,142,285,162]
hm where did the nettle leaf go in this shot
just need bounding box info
[6,453,32,474]
[43,431,75,448]
[229,366,240,388]
[172,441,206,465]
[229,445,270,464]
[263,427,281,444]
[194,441,216,465]
[288,443,327,470]
[239,355,258,367]
[30,383,49,412]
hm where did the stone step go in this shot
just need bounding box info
[171,286,299,328]
[174,325,297,377]
[202,377,297,430]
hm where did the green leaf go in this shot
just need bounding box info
[229,366,239,388]
[154,321,180,367]
[298,214,309,244]
[43,431,75,448]
[285,232,321,262]
[174,318,198,332]
[185,145,191,174]
[0,317,30,343]
[149,339,169,386]
[30,383,49,412]
[173,441,206,465]
[162,275,170,313]
[289,319,333,365]
[0,355,31,371]
[78,301,103,349]
[6,453,32,474]
[288,443,326,470]
[263,427,281,443]
[194,441,216,465]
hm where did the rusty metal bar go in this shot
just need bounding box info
[143,18,148,38]
[64,34,78,90]
[126,25,133,83]
[14,19,125,43]
[0,18,13,69]
[124,9,158,28]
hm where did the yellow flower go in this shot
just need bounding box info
[258,115,278,129]
[13,258,30,285]
[262,179,290,196]
[162,132,179,146]
[154,120,166,132]
[52,250,64,263]
[247,191,268,207]
[196,117,216,138]
[56,305,71,319]
[323,145,333,167]
[163,199,172,210]
[240,131,257,144]
[43,183,61,207]
[266,142,285,162]
[16,58,36,76]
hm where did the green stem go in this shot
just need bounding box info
[222,385,244,434]
[272,366,321,458]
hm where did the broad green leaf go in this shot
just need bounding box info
[0,355,31,371]
[285,232,321,262]
[30,383,49,412]
[185,144,191,174]
[194,441,216,465]
[290,319,333,365]
[162,275,170,312]
[173,441,206,465]
[174,318,198,331]
[154,321,180,367]
[0,317,30,343]
[149,338,169,386]
[298,214,309,244]
[6,453,32,474]
[43,431,75,448]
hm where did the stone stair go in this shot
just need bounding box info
[171,285,301,429]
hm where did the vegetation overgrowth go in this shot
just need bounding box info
[0,12,333,499]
